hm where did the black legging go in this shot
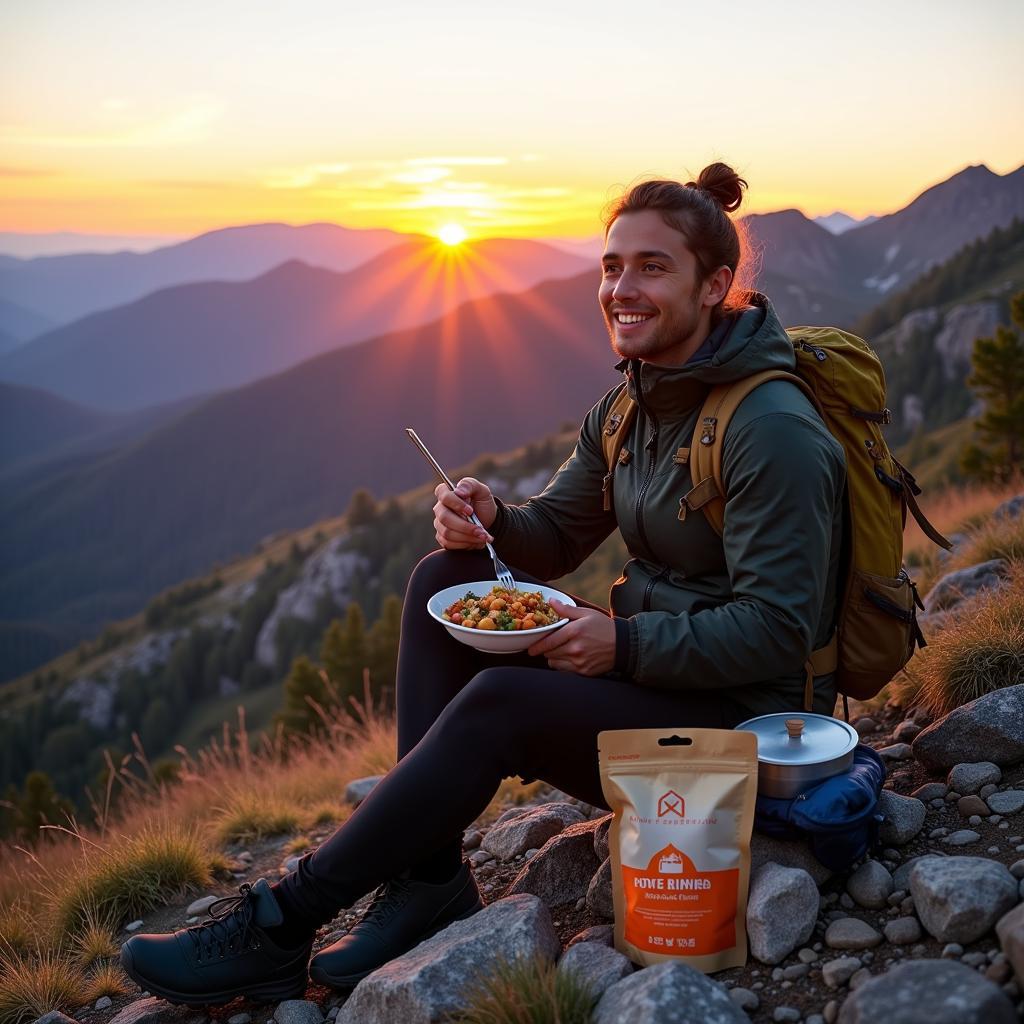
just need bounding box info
[275,548,749,926]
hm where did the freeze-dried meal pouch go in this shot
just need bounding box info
[598,728,758,972]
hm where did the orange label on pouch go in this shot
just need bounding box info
[621,843,739,954]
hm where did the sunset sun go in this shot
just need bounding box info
[438,223,468,246]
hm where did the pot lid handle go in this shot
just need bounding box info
[785,718,805,740]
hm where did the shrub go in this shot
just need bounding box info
[82,961,131,1001]
[212,792,301,844]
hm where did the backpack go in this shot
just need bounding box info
[600,325,952,714]
[753,743,886,871]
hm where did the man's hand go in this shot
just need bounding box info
[527,598,616,676]
[433,477,497,550]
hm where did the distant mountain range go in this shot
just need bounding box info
[0,231,181,259]
[813,212,878,235]
[0,237,591,412]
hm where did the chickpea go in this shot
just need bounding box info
[478,617,496,630]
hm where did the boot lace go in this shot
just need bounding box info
[187,883,260,962]
[359,876,413,933]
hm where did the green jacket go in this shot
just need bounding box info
[490,293,846,718]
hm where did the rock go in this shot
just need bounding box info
[335,894,560,1023]
[592,961,747,1023]
[912,684,1024,771]
[836,958,1016,1023]
[848,967,873,989]
[505,818,602,906]
[586,857,614,920]
[912,782,948,802]
[124,920,143,932]
[593,814,611,862]
[878,791,927,846]
[773,1009,800,1023]
[854,717,878,736]
[957,795,990,817]
[746,863,819,964]
[822,956,863,988]
[847,861,894,909]
[988,790,1024,815]
[922,558,1011,614]
[274,1003,323,1024]
[228,1015,251,1024]
[993,495,1024,523]
[108,998,174,1024]
[941,829,981,846]
[884,917,923,944]
[894,720,922,743]
[94,997,113,1011]
[910,856,1018,943]
[556,941,633,999]
[948,762,1002,795]
[32,1014,79,1024]
[878,743,913,761]
[824,918,883,950]
[481,802,586,861]
[186,894,220,917]
[344,776,382,806]
[729,987,759,1011]
[996,901,1024,982]
[751,832,833,886]
[566,924,614,949]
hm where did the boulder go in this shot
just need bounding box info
[505,818,602,907]
[565,924,614,949]
[912,685,1024,770]
[910,856,1018,943]
[344,776,383,806]
[947,762,1001,795]
[836,958,1016,1023]
[593,961,747,1024]
[846,861,893,909]
[922,558,1010,614]
[335,894,560,1024]
[586,857,614,920]
[481,802,586,861]
[746,863,819,964]
[556,941,633,1000]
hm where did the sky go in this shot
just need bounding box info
[1,0,1022,244]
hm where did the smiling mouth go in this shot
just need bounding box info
[614,312,656,325]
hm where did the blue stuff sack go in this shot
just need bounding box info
[753,744,886,871]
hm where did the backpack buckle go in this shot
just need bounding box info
[700,416,717,445]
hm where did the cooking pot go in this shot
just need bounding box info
[735,713,859,799]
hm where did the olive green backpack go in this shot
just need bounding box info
[600,325,951,714]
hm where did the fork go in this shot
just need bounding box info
[405,427,518,592]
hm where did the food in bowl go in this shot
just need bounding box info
[442,586,559,631]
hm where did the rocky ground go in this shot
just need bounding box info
[35,681,1024,1024]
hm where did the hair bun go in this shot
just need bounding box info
[688,162,747,214]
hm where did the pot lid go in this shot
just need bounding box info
[735,713,858,766]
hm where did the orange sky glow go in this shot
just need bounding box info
[2,1,1022,243]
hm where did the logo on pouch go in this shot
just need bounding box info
[657,790,685,817]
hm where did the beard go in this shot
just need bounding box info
[605,291,704,365]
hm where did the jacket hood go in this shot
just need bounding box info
[616,292,795,411]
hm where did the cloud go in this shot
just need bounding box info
[262,162,353,189]
[405,156,508,167]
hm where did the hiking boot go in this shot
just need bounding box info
[120,878,312,1007]
[308,860,483,988]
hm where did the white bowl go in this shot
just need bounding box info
[427,580,575,654]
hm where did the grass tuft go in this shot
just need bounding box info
[0,906,35,960]
[47,822,212,938]
[283,835,312,855]
[0,948,88,1024]
[70,905,120,969]
[446,951,598,1024]
[916,564,1024,717]
[212,792,302,844]
[83,961,131,1001]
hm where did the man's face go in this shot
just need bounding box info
[599,209,711,366]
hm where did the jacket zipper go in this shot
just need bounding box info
[633,374,660,561]
[643,566,669,611]
[800,341,828,362]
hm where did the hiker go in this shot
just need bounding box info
[120,162,847,1005]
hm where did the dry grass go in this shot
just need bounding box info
[912,564,1024,717]
[82,961,131,1001]
[69,906,119,969]
[446,952,598,1024]
[0,948,88,1024]
[283,835,313,855]
[0,906,34,961]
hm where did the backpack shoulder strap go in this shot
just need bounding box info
[600,385,637,511]
[684,369,817,535]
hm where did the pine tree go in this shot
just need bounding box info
[961,291,1024,481]
[321,603,368,707]
[368,594,402,708]
[277,655,329,735]
[345,489,379,529]
[9,772,74,843]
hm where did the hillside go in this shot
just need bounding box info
[0,238,591,411]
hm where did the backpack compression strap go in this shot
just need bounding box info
[683,369,831,713]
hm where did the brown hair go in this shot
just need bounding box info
[604,162,756,324]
